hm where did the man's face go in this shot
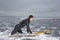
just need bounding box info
[30,17,34,22]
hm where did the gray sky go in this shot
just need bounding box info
[0,0,60,17]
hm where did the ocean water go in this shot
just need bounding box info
[0,16,60,40]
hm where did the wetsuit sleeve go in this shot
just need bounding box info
[27,21,32,34]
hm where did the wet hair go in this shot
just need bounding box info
[29,15,34,19]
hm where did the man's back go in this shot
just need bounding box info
[18,18,30,28]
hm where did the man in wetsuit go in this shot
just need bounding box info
[11,15,34,35]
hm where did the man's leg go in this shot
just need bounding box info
[11,25,18,35]
[11,29,18,35]
[18,29,23,33]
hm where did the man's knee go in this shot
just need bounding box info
[18,31,22,33]
[18,29,23,33]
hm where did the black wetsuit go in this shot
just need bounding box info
[11,18,32,35]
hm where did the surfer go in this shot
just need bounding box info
[11,15,34,35]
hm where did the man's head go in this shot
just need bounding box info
[29,15,34,22]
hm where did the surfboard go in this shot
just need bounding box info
[8,32,45,38]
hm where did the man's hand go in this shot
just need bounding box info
[27,30,32,34]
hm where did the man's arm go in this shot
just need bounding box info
[27,21,32,34]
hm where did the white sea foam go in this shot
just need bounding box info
[0,30,59,40]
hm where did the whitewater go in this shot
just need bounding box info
[0,28,60,40]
